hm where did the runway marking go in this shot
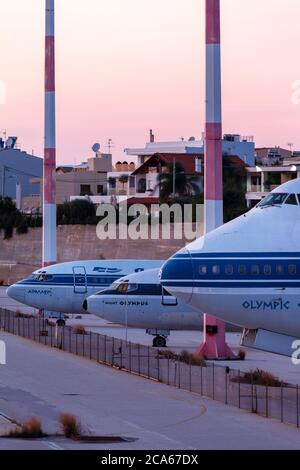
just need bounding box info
[161,405,207,429]
[44,441,64,451]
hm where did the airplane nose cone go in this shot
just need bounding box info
[6,284,25,303]
[160,248,194,304]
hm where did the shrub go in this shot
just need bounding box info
[59,413,81,439]
[159,349,206,366]
[9,417,44,439]
[241,369,282,387]
[73,324,88,335]
[237,349,246,360]
[16,219,28,235]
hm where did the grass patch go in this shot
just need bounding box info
[59,413,82,439]
[159,349,206,366]
[8,418,45,439]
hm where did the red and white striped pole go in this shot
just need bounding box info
[43,0,57,267]
[197,0,234,359]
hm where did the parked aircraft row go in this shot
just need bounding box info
[7,179,300,354]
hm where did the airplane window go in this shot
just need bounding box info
[212,265,220,275]
[258,193,288,207]
[285,194,298,206]
[238,265,246,275]
[225,265,233,275]
[251,265,260,276]
[264,265,272,275]
[289,265,297,276]
[126,283,138,293]
[297,195,300,204]
[276,264,284,275]
[199,265,207,275]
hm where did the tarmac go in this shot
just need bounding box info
[1,287,300,450]
[1,331,300,450]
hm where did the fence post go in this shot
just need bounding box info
[76,330,78,355]
[251,373,254,413]
[167,353,170,386]
[104,335,107,364]
[266,385,269,418]
[147,346,150,379]
[281,383,284,423]
[97,334,100,363]
[178,357,181,389]
[120,340,123,369]
[238,370,241,409]
[200,364,203,396]
[90,332,92,360]
[69,327,71,353]
[212,363,215,400]
[225,367,228,405]
[138,344,141,376]
[129,342,132,373]
[83,332,85,357]
[189,356,192,392]
[157,350,160,382]
[297,385,299,428]
[112,337,115,366]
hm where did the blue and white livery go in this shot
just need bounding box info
[85,268,203,347]
[7,260,164,315]
[161,179,300,355]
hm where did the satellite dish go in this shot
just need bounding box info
[188,136,196,142]
[92,143,101,153]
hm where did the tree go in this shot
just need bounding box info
[118,175,129,190]
[57,199,96,225]
[223,160,248,222]
[156,162,201,202]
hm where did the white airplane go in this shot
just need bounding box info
[85,268,203,347]
[160,179,300,356]
[7,260,164,322]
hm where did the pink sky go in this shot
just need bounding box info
[0,0,299,164]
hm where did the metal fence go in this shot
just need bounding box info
[0,308,299,429]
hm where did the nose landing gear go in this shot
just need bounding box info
[152,335,167,348]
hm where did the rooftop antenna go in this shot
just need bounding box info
[92,143,101,155]
[287,142,294,154]
[107,139,114,154]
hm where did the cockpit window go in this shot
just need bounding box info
[285,194,298,206]
[33,274,53,282]
[116,283,138,293]
[258,193,288,207]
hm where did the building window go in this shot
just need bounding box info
[129,176,135,189]
[138,178,146,193]
[80,185,91,195]
[97,185,104,195]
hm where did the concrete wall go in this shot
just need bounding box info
[0,225,199,285]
